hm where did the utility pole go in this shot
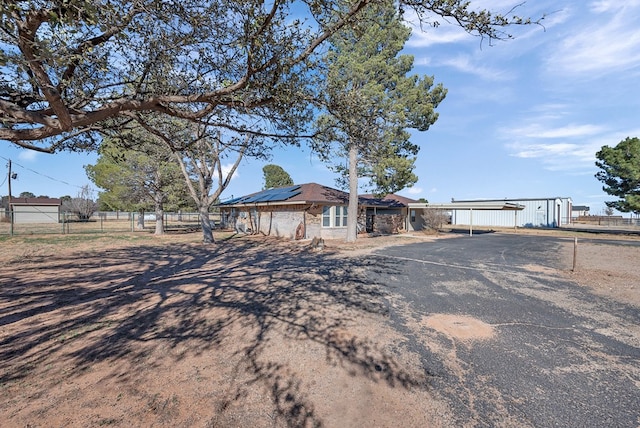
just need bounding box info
[7,159,12,206]
[7,159,17,235]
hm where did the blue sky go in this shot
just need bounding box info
[2,0,640,215]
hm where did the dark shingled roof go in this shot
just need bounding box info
[9,197,61,206]
[359,193,416,208]
[219,183,410,208]
[220,183,348,206]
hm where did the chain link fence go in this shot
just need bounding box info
[573,216,640,227]
[0,210,221,236]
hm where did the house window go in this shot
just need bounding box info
[322,206,331,227]
[335,206,348,227]
[322,206,347,227]
[410,209,416,223]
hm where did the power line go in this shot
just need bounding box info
[1,155,85,191]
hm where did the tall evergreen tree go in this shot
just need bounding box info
[262,164,294,189]
[595,137,640,214]
[314,1,446,242]
[85,129,190,235]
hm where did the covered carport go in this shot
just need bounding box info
[408,201,525,236]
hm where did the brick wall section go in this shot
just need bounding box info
[248,206,304,239]
[374,214,405,234]
[305,209,322,239]
[222,205,406,239]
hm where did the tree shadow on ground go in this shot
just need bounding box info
[0,235,428,426]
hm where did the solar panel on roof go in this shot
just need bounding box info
[266,186,300,202]
[222,197,241,205]
[220,185,302,204]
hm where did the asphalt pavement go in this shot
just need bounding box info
[369,233,640,427]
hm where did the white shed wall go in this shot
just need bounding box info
[13,206,60,224]
[451,198,572,228]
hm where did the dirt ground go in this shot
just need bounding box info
[0,230,638,427]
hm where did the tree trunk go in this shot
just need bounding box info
[199,206,215,243]
[154,201,164,235]
[137,209,145,229]
[346,143,359,243]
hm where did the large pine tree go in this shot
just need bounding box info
[314,1,446,242]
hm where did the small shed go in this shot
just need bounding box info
[9,197,62,224]
[572,205,590,218]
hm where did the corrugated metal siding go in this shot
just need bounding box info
[451,198,572,228]
[13,206,60,224]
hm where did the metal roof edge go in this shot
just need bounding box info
[408,202,525,210]
[452,197,572,203]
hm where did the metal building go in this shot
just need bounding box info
[450,197,573,228]
[9,197,62,224]
[407,201,525,235]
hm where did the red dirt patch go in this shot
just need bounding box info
[423,314,495,341]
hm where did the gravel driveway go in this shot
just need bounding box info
[370,233,640,427]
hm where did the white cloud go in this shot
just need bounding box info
[538,6,572,27]
[499,109,616,172]
[414,56,432,67]
[503,125,640,173]
[507,141,599,172]
[406,186,423,195]
[589,0,614,13]
[527,103,572,118]
[403,7,471,48]
[588,0,640,13]
[503,123,605,139]
[18,150,38,162]
[436,54,512,81]
[508,141,597,162]
[407,0,567,49]
[545,2,640,77]
[221,163,238,181]
[407,25,470,48]
[453,83,518,106]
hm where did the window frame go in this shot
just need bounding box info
[321,205,348,228]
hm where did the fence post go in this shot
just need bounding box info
[572,237,578,272]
